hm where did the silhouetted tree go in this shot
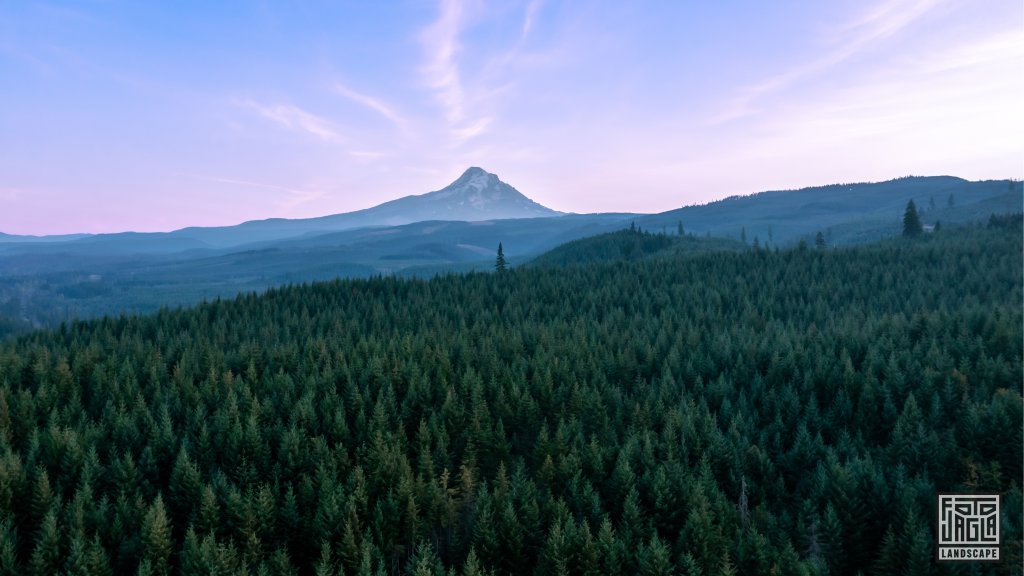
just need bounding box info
[902,200,923,237]
[495,243,507,273]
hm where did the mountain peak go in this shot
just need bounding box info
[452,166,497,192]
[394,167,561,220]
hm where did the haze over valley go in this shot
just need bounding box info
[1,168,1020,333]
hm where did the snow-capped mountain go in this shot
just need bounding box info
[153,167,563,247]
[0,168,563,251]
[370,167,561,223]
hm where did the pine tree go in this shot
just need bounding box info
[314,540,335,576]
[0,519,19,576]
[29,507,61,576]
[140,495,172,576]
[495,243,507,273]
[596,518,621,576]
[902,200,923,237]
[638,534,673,576]
[815,231,826,249]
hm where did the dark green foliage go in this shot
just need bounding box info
[988,212,1023,229]
[0,225,1019,574]
[903,200,923,237]
[531,228,741,267]
[494,243,506,273]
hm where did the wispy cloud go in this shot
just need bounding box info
[450,117,493,141]
[332,82,406,128]
[419,0,504,145]
[917,30,1024,74]
[521,0,544,38]
[421,0,469,125]
[239,100,341,142]
[702,27,1024,188]
[711,0,944,123]
[200,176,329,210]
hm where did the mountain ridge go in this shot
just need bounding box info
[0,167,561,250]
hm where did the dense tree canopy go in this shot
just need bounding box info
[0,222,1020,575]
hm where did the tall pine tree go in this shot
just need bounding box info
[902,200,923,237]
[495,243,507,273]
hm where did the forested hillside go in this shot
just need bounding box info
[529,227,743,267]
[0,223,1020,575]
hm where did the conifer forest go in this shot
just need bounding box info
[0,222,1020,576]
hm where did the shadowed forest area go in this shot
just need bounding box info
[0,221,1020,575]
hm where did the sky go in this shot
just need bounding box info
[1,0,1021,235]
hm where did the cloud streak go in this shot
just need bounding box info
[711,0,944,123]
[332,82,405,128]
[240,100,341,142]
[521,0,544,38]
[421,0,468,125]
[419,0,504,145]
[200,176,329,210]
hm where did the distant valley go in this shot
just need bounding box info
[0,169,1020,334]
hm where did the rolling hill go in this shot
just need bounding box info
[634,176,1022,247]
[0,173,1020,334]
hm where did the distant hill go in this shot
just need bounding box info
[0,213,633,327]
[1,173,1020,332]
[0,232,91,243]
[530,227,743,267]
[636,176,1023,247]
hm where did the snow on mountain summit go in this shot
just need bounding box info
[415,168,560,219]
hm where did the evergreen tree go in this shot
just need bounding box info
[29,508,61,576]
[902,200,923,237]
[140,495,173,576]
[0,520,18,576]
[638,535,673,576]
[815,231,826,248]
[495,243,507,273]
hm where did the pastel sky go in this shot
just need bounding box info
[1,0,1021,235]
